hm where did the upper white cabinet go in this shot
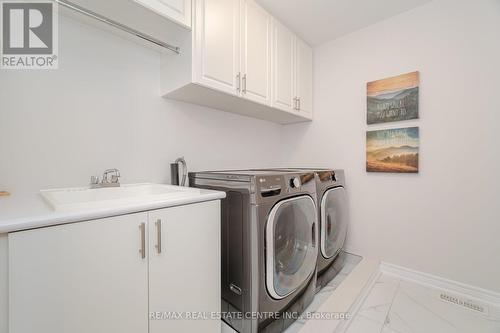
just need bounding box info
[240,0,271,105]
[161,0,313,124]
[134,0,191,28]
[134,0,192,28]
[272,19,295,113]
[8,201,221,333]
[272,23,313,118]
[295,38,313,117]
[193,0,241,95]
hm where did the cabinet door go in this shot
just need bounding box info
[272,19,295,112]
[134,0,192,28]
[240,0,271,105]
[8,213,149,333]
[148,201,221,333]
[295,38,313,117]
[193,0,240,95]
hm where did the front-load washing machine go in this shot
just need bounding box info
[256,169,348,290]
[189,170,318,333]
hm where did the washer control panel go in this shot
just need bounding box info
[258,176,283,197]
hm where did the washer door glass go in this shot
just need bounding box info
[321,187,348,259]
[266,196,317,299]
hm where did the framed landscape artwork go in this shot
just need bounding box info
[366,127,419,173]
[367,71,419,124]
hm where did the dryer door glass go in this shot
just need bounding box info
[266,196,317,299]
[321,187,348,259]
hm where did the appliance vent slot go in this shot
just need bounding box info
[439,293,486,313]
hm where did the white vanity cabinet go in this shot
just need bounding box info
[148,202,221,333]
[9,212,149,333]
[8,200,221,333]
[134,0,192,29]
[0,235,7,333]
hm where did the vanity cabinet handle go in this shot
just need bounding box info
[242,74,247,93]
[236,72,241,92]
[298,97,301,110]
[155,219,162,254]
[139,223,146,259]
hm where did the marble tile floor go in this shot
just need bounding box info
[284,252,363,333]
[222,252,363,333]
[343,273,500,333]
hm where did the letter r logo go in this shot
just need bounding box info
[2,2,53,54]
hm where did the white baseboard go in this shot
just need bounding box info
[380,262,500,306]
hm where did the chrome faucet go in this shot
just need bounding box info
[90,169,121,188]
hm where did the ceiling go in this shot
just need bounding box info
[256,0,434,46]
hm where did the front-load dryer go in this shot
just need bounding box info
[256,169,348,290]
[189,170,318,333]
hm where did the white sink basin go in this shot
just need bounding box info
[40,183,201,212]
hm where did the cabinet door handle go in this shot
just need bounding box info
[242,74,247,93]
[139,223,146,259]
[236,72,241,92]
[293,97,298,110]
[155,219,162,254]
[298,97,301,110]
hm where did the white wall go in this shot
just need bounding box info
[283,0,500,292]
[1,0,499,294]
[0,16,284,193]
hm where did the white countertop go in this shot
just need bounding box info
[0,185,225,233]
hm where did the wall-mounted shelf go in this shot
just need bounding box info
[57,0,190,54]
[55,0,180,53]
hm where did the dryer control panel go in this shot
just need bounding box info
[257,175,283,197]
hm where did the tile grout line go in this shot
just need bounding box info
[398,288,457,329]
[336,270,385,333]
[378,277,402,333]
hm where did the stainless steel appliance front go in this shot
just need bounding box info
[189,170,318,333]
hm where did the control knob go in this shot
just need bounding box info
[290,177,301,188]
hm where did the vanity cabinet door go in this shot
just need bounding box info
[148,200,221,333]
[8,213,149,333]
